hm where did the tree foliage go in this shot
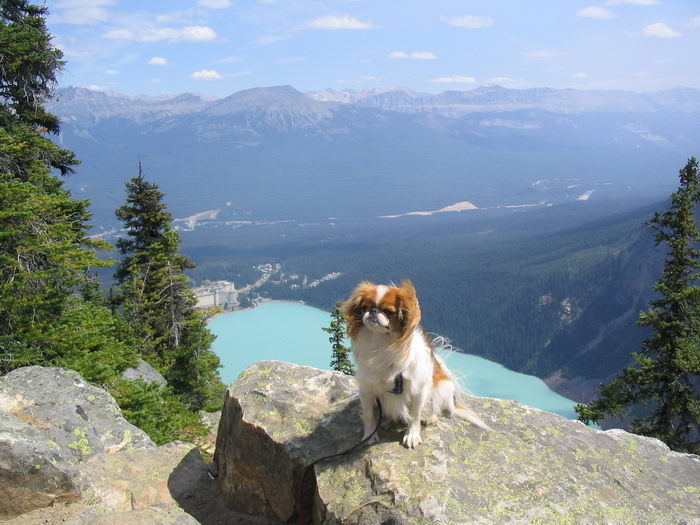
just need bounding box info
[323,301,355,375]
[576,157,700,454]
[0,0,107,372]
[0,2,216,446]
[114,170,225,410]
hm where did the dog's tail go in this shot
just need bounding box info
[453,402,493,431]
[430,337,493,431]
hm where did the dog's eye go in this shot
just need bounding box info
[384,309,396,317]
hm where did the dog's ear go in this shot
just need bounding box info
[341,281,375,339]
[395,279,421,347]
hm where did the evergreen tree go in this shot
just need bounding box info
[323,301,355,375]
[576,157,700,454]
[115,169,224,410]
[0,0,108,371]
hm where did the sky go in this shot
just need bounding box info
[46,0,700,97]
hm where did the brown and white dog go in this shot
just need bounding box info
[342,280,491,448]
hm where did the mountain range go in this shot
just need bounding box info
[49,84,698,406]
[50,85,699,229]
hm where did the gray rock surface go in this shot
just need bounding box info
[0,411,80,518]
[121,358,167,386]
[215,360,700,524]
[0,367,154,465]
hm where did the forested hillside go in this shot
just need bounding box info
[181,197,663,400]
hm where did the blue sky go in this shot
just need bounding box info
[47,0,700,97]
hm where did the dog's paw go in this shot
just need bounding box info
[402,431,422,449]
[422,415,438,426]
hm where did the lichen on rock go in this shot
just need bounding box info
[214,360,700,524]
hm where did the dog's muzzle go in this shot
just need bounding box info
[364,308,390,329]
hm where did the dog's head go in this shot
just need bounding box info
[341,280,421,346]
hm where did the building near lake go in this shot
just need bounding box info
[193,280,238,310]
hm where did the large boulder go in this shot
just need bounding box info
[214,360,700,524]
[121,358,167,387]
[0,366,154,465]
[0,411,80,518]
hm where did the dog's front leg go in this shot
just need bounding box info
[403,388,428,449]
[360,390,379,444]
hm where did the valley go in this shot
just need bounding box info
[51,84,694,411]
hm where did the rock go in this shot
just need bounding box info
[0,411,80,519]
[195,410,221,456]
[64,505,200,525]
[121,358,167,387]
[3,503,199,525]
[76,441,202,512]
[214,360,700,524]
[0,367,154,465]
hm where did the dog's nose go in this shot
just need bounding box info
[370,307,380,316]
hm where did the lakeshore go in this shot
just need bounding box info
[208,300,579,419]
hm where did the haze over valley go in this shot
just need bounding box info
[51,84,698,229]
[47,82,700,404]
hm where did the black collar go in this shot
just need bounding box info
[389,373,404,395]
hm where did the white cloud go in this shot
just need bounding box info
[577,7,615,19]
[485,77,515,85]
[151,78,162,84]
[103,25,217,42]
[198,0,231,8]
[191,69,222,80]
[181,26,218,41]
[445,15,494,29]
[360,75,382,81]
[387,51,437,60]
[521,50,561,59]
[643,22,681,38]
[572,72,590,78]
[308,15,375,30]
[53,0,116,24]
[52,7,110,25]
[215,56,243,64]
[149,57,168,66]
[689,16,700,27]
[278,57,304,64]
[104,69,119,75]
[606,0,659,5]
[431,75,476,84]
[86,84,107,90]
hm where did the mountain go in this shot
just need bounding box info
[49,85,699,228]
[309,85,700,116]
[53,86,211,125]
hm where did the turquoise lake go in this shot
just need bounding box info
[209,301,578,419]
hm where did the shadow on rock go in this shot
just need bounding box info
[168,448,278,525]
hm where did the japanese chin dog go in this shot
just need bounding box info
[342,280,491,448]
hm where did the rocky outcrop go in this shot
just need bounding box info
[0,411,80,518]
[215,360,700,524]
[121,358,167,386]
[0,366,154,465]
[0,366,271,524]
[0,367,154,519]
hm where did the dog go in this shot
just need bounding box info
[342,280,491,448]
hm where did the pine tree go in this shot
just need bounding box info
[0,0,109,371]
[576,157,700,454]
[323,301,355,375]
[115,169,224,410]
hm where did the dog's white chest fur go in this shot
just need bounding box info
[352,327,433,424]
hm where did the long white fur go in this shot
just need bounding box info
[353,320,491,449]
